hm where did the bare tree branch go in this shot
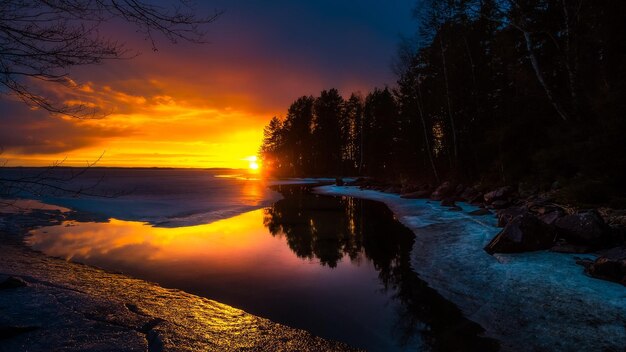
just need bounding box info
[0,0,221,117]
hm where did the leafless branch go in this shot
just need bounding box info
[0,0,221,117]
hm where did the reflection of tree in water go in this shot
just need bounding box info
[264,185,499,351]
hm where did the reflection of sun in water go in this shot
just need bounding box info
[245,156,260,172]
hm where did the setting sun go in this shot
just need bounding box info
[246,156,260,172]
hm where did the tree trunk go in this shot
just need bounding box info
[416,76,440,183]
[439,36,459,164]
[522,30,570,121]
[561,0,580,118]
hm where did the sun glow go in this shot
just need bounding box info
[246,156,260,172]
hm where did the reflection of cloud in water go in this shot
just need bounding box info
[26,185,498,352]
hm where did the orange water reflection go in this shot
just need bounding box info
[27,209,334,278]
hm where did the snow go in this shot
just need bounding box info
[316,185,626,351]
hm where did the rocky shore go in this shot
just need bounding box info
[345,178,626,286]
[0,207,356,352]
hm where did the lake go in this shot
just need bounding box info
[19,170,496,351]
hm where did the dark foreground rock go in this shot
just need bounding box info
[430,181,455,201]
[496,207,527,227]
[0,232,358,352]
[468,208,492,216]
[554,210,612,247]
[0,277,27,290]
[485,214,556,254]
[440,198,456,207]
[483,186,513,204]
[580,247,626,286]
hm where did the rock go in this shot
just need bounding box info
[348,177,367,186]
[554,210,611,246]
[485,213,556,254]
[469,209,492,216]
[335,178,344,186]
[518,182,539,198]
[384,185,402,194]
[430,181,455,201]
[440,198,456,207]
[538,210,563,225]
[454,184,465,196]
[550,242,593,253]
[400,190,431,199]
[460,187,481,203]
[497,207,527,227]
[400,184,420,194]
[490,200,510,209]
[483,186,513,204]
[0,276,27,289]
[448,206,463,211]
[583,247,626,286]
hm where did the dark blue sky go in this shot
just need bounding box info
[205,0,417,95]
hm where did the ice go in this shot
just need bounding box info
[316,185,626,351]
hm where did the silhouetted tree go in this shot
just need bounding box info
[259,0,626,205]
[312,89,345,175]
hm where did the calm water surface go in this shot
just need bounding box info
[27,184,496,351]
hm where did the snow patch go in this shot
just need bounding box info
[315,185,626,351]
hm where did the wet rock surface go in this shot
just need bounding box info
[485,214,557,254]
[554,210,611,246]
[579,247,626,286]
[0,232,357,352]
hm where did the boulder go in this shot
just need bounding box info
[347,177,367,187]
[0,276,27,289]
[538,210,563,225]
[469,208,492,216]
[335,177,344,186]
[430,181,455,201]
[384,185,402,194]
[490,200,510,209]
[550,241,593,253]
[440,197,456,207]
[485,213,556,254]
[554,210,610,246]
[518,182,539,198]
[460,187,481,203]
[497,207,527,227]
[484,186,513,204]
[583,247,626,286]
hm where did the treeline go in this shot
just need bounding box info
[260,0,626,205]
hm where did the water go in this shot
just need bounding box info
[18,173,497,351]
[317,186,626,351]
[14,169,624,351]
[1,168,280,226]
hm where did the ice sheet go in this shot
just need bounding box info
[316,185,626,351]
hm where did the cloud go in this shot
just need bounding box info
[0,0,415,167]
[0,99,135,155]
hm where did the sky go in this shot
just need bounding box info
[0,0,416,169]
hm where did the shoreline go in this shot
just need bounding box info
[314,184,626,351]
[2,179,624,351]
[0,228,357,351]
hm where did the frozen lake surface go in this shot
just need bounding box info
[317,185,626,351]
